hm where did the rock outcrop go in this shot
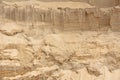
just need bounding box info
[0,0,120,80]
[0,1,120,31]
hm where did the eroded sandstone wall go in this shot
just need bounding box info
[0,0,120,80]
[1,5,120,31]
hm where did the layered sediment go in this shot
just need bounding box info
[0,0,120,80]
[0,1,120,31]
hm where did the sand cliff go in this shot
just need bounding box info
[0,0,120,80]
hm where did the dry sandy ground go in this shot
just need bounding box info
[3,1,94,9]
[0,21,120,80]
[0,0,120,80]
